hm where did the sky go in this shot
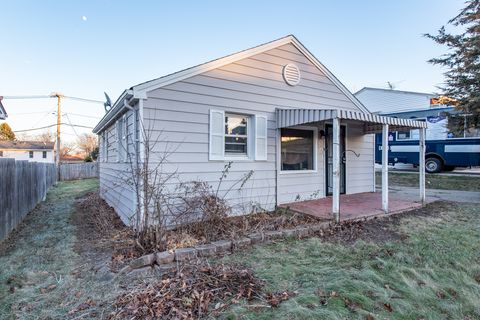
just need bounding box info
[0,0,464,143]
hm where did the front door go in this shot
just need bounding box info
[325,124,346,195]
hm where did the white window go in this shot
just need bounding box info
[104,131,109,162]
[122,114,128,162]
[209,109,267,161]
[225,113,248,155]
[396,119,426,140]
[100,132,106,162]
[116,116,127,162]
[396,129,411,140]
[280,128,315,171]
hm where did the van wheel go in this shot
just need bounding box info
[425,158,443,173]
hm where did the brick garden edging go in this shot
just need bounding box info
[125,222,332,272]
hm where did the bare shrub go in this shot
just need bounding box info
[169,162,254,242]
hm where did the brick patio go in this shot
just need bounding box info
[279,192,423,222]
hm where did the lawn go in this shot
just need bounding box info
[1,179,479,319]
[0,179,124,319]
[375,171,480,191]
[220,201,480,319]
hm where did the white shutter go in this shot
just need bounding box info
[255,115,268,161]
[209,109,225,160]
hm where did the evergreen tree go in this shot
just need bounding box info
[0,123,16,141]
[425,0,480,128]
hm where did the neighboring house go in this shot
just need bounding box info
[0,96,7,119]
[355,87,447,114]
[93,35,426,225]
[355,87,480,172]
[0,141,55,163]
[61,154,85,163]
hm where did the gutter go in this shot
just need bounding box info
[92,89,146,134]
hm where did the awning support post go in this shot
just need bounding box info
[332,117,341,223]
[419,127,426,204]
[382,124,389,213]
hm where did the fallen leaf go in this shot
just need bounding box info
[366,314,375,320]
[383,303,393,312]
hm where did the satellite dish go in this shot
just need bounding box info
[104,92,112,112]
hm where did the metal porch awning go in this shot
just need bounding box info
[276,108,427,133]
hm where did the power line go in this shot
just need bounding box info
[64,96,103,104]
[65,114,80,139]
[2,94,104,104]
[2,95,51,99]
[15,123,94,133]
[65,112,102,119]
[8,111,55,115]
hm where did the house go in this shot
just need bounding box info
[356,87,479,172]
[0,141,55,163]
[61,154,85,163]
[0,96,7,119]
[93,35,426,225]
[354,87,452,114]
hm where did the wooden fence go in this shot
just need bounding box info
[59,162,99,181]
[0,158,57,241]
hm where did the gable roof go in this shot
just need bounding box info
[93,35,369,133]
[0,141,55,150]
[0,97,7,119]
[355,87,438,98]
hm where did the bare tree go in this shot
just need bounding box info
[31,130,55,143]
[60,142,76,159]
[77,133,98,158]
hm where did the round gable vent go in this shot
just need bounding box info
[282,63,301,86]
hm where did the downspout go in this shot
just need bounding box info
[123,95,142,230]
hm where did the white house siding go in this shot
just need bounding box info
[99,108,137,224]
[0,150,54,163]
[142,43,364,213]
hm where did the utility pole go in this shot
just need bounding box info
[53,92,63,179]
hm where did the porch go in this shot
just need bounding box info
[279,191,424,222]
[276,108,428,223]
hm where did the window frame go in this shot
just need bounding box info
[122,114,128,162]
[396,118,426,141]
[0,151,3,157]
[224,112,251,159]
[29,151,34,158]
[42,151,47,159]
[279,126,318,174]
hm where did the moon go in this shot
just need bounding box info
[82,16,87,21]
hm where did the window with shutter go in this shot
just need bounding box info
[209,109,268,161]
